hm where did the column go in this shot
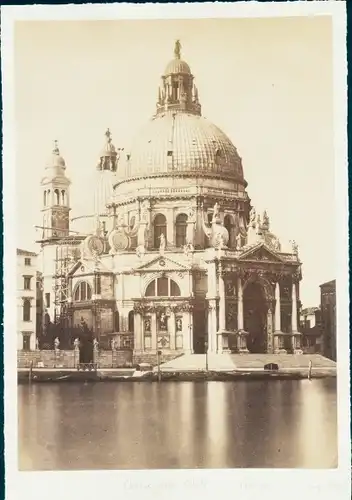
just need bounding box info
[291,282,298,332]
[266,308,273,354]
[207,300,217,353]
[291,281,299,351]
[134,311,143,351]
[166,210,174,246]
[274,282,281,332]
[169,309,176,351]
[186,220,195,246]
[237,277,244,330]
[151,312,157,351]
[207,261,217,298]
[183,309,193,353]
[218,271,226,332]
[217,269,226,353]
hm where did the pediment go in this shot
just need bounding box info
[134,255,190,272]
[68,259,112,277]
[238,243,283,263]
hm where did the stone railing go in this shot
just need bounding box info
[17,349,133,369]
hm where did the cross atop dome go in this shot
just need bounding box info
[53,140,60,155]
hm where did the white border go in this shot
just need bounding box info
[2,3,350,500]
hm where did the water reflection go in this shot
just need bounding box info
[18,379,337,470]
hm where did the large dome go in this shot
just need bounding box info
[125,112,244,182]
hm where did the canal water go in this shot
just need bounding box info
[18,379,337,470]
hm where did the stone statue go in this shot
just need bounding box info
[35,338,39,350]
[262,210,270,228]
[159,233,166,254]
[144,319,151,332]
[174,39,181,59]
[215,230,226,250]
[159,312,167,330]
[74,338,80,350]
[136,244,145,259]
[249,207,256,225]
[291,240,299,255]
[176,318,182,331]
[273,238,281,252]
[111,338,116,351]
[236,232,242,249]
[54,337,60,351]
[93,338,99,351]
[212,202,220,222]
[183,241,193,257]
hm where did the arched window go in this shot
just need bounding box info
[23,298,31,321]
[74,281,92,302]
[43,191,47,206]
[144,278,181,297]
[129,215,136,230]
[224,215,235,248]
[207,213,212,225]
[128,311,134,332]
[61,190,66,205]
[54,189,60,205]
[153,213,167,248]
[145,280,156,297]
[175,213,188,247]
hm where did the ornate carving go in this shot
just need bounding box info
[226,302,237,330]
[85,235,105,257]
[187,207,196,223]
[109,229,129,253]
[226,280,235,296]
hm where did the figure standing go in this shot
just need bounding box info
[54,337,60,351]
[159,233,166,254]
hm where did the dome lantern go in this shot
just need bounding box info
[156,40,201,117]
[97,128,119,172]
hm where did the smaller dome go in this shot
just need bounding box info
[99,128,116,157]
[164,58,191,76]
[45,141,66,174]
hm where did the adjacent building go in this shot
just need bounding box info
[320,279,336,361]
[37,41,303,361]
[17,249,38,350]
[300,306,322,354]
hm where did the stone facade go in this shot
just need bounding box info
[17,249,38,351]
[35,42,303,359]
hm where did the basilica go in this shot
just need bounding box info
[39,41,302,359]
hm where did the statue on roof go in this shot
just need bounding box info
[174,39,181,59]
[105,128,112,143]
[249,207,256,226]
[262,210,270,229]
[212,202,220,222]
[53,139,60,154]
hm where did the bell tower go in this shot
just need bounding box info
[40,140,71,240]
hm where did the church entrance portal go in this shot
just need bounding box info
[193,310,206,354]
[243,282,268,354]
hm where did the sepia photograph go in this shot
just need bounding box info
[2,2,350,499]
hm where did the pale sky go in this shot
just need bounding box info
[14,17,334,306]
